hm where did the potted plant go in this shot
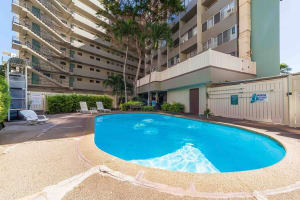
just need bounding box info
[203,108,212,119]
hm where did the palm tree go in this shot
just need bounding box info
[109,19,137,103]
[146,23,173,105]
[103,74,133,105]
[98,0,184,99]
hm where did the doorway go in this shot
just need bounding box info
[189,88,199,114]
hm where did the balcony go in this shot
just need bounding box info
[202,0,217,8]
[12,0,68,43]
[137,49,256,88]
[73,81,108,92]
[12,36,70,74]
[12,16,62,55]
[72,26,110,47]
[180,35,197,53]
[180,0,197,20]
[72,0,109,26]
[73,68,107,79]
[72,40,138,66]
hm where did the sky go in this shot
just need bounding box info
[0,0,299,72]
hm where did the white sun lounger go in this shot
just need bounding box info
[96,102,111,112]
[20,110,49,125]
[80,102,98,114]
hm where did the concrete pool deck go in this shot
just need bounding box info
[1,112,300,200]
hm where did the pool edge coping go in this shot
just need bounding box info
[78,112,300,199]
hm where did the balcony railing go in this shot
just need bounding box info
[12,36,68,72]
[12,38,65,85]
[12,0,70,32]
[12,16,63,54]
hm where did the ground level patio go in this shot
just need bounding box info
[0,112,300,200]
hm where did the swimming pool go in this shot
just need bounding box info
[94,113,285,173]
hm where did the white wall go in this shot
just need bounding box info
[167,88,190,113]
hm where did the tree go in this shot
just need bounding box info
[98,0,185,98]
[280,63,292,74]
[145,23,173,105]
[103,74,133,105]
[0,63,6,77]
[109,19,137,102]
[0,76,10,127]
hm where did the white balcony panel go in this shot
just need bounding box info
[138,50,256,87]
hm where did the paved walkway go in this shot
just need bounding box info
[0,112,299,200]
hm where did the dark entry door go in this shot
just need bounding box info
[189,88,199,114]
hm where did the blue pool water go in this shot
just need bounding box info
[94,113,285,173]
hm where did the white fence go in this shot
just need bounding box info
[207,75,300,126]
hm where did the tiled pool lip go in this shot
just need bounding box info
[78,112,300,199]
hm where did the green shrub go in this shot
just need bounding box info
[0,76,10,123]
[161,103,171,112]
[161,102,184,113]
[46,94,113,114]
[120,101,143,111]
[142,105,154,111]
[169,102,185,113]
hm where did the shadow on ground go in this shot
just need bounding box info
[0,113,96,146]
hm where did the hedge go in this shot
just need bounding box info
[0,76,10,123]
[120,101,143,111]
[161,102,184,113]
[46,94,113,114]
[141,105,154,111]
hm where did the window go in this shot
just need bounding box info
[214,12,220,24]
[96,58,100,61]
[44,73,50,77]
[60,33,66,38]
[96,69,100,72]
[77,78,82,81]
[192,26,197,36]
[181,32,188,43]
[70,50,75,58]
[90,44,95,47]
[217,33,223,46]
[107,61,110,64]
[32,6,41,19]
[207,18,214,29]
[223,29,230,43]
[32,23,40,36]
[96,80,100,83]
[60,75,66,79]
[60,48,66,51]
[78,52,82,56]
[77,65,82,69]
[96,46,100,49]
[90,56,94,59]
[60,61,66,65]
[90,80,94,83]
[32,72,40,84]
[90,68,94,71]
[107,72,110,75]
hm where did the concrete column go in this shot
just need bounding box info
[197,1,205,53]
[155,92,159,102]
[239,0,251,60]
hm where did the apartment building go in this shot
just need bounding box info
[138,0,280,114]
[12,0,141,95]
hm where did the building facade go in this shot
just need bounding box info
[12,0,141,95]
[138,0,280,114]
